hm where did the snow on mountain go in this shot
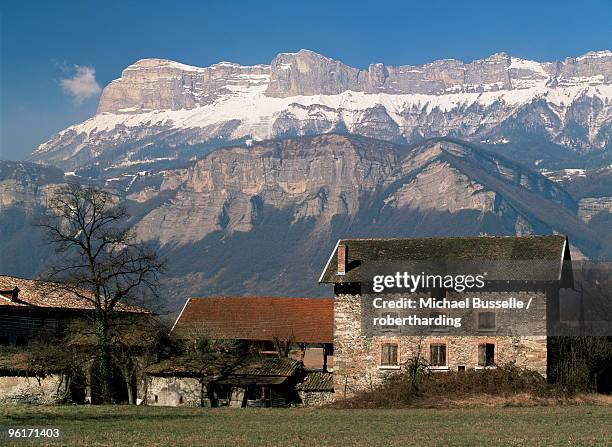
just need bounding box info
[30,49,612,173]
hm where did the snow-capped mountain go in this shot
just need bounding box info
[8,49,611,308]
[31,49,612,174]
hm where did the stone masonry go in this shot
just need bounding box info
[333,291,548,397]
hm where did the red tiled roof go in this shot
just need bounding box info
[172,297,333,344]
[0,275,147,313]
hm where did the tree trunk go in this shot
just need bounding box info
[95,310,112,404]
[241,388,249,408]
[59,373,73,403]
[125,374,134,405]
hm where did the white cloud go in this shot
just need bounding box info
[61,65,102,104]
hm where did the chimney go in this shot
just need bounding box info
[337,244,347,276]
[0,287,20,302]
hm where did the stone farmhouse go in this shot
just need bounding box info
[319,235,572,397]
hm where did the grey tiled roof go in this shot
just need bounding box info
[320,235,568,283]
[296,371,334,392]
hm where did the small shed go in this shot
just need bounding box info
[296,371,334,406]
[144,355,303,407]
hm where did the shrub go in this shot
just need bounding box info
[335,363,555,408]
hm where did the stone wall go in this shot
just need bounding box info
[333,291,548,397]
[144,376,279,407]
[145,376,203,407]
[0,375,63,404]
[298,390,336,406]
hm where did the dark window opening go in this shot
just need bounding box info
[381,343,398,366]
[458,365,466,372]
[478,343,495,366]
[154,395,158,403]
[478,312,496,330]
[215,385,231,400]
[430,343,447,367]
[430,287,447,299]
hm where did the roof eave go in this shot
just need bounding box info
[318,239,341,284]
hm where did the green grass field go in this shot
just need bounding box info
[0,404,610,446]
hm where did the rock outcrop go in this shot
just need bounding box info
[98,59,270,113]
[123,135,604,304]
[578,197,612,223]
[0,161,64,210]
[4,136,610,308]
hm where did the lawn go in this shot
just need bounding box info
[0,404,610,446]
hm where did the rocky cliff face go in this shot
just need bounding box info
[99,49,611,104]
[578,197,612,223]
[5,135,611,309]
[116,134,604,305]
[134,135,399,245]
[30,50,612,173]
[97,59,270,112]
[0,161,65,277]
[0,161,64,210]
[265,50,546,97]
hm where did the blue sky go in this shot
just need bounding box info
[1,0,610,160]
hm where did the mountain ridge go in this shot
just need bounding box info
[5,133,612,310]
[29,49,611,173]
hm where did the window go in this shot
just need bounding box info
[478,311,496,331]
[430,343,447,367]
[381,343,398,367]
[478,343,495,366]
[381,311,400,333]
[430,288,446,299]
[430,311,449,332]
[457,365,466,372]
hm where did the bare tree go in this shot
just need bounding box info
[402,336,430,395]
[38,183,165,403]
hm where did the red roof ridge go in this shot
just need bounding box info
[172,295,334,344]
